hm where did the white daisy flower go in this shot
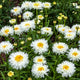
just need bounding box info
[58,27,68,34]
[72,24,80,31]
[64,32,76,40]
[72,24,80,35]
[11,6,22,16]
[76,5,80,9]
[31,39,48,54]
[0,41,14,54]
[14,24,23,35]
[67,48,80,61]
[23,11,33,20]
[72,3,78,7]
[56,61,76,77]
[32,1,43,9]
[43,2,51,9]
[55,24,64,29]
[9,51,29,70]
[52,42,68,55]
[20,20,35,32]
[38,15,44,20]
[9,19,16,24]
[21,1,32,10]
[31,64,49,78]
[0,26,14,36]
[55,24,69,30]
[41,27,53,35]
[33,55,46,64]
[65,28,75,33]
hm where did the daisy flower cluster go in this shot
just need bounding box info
[31,39,49,78]
[55,24,80,40]
[32,55,49,78]
[0,0,80,80]
[72,2,80,9]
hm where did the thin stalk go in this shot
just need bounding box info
[45,8,48,26]
[18,70,20,80]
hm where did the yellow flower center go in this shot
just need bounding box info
[38,15,43,19]
[0,5,2,8]
[33,3,40,7]
[37,42,44,48]
[78,28,80,31]
[57,45,64,49]
[25,23,30,26]
[72,52,78,56]
[58,25,62,28]
[63,65,69,70]
[68,30,72,32]
[37,58,43,62]
[15,55,23,62]
[8,71,14,77]
[2,45,7,48]
[4,29,9,34]
[28,78,32,80]
[67,34,72,36]
[75,26,79,30]
[14,27,19,30]
[26,3,29,5]
[62,29,65,31]
[11,19,15,22]
[44,4,49,7]
[38,67,44,71]
[26,14,29,16]
[45,28,50,31]
[14,8,18,12]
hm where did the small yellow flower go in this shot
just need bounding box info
[7,71,14,77]
[58,36,62,39]
[61,15,65,17]
[20,47,23,50]
[28,77,32,80]
[64,16,68,19]
[37,31,41,34]
[27,37,32,41]
[59,13,63,15]
[18,15,21,18]
[13,43,17,46]
[53,1,56,5]
[20,41,25,44]
[53,21,57,24]
[9,19,16,24]
[45,15,48,17]
[38,15,44,20]
[2,0,5,3]
[57,16,62,20]
[0,5,2,8]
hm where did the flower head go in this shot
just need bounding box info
[9,51,29,70]
[31,39,48,54]
[7,71,14,77]
[31,64,49,78]
[56,61,76,77]
[0,41,14,54]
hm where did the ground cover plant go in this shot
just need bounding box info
[0,0,80,80]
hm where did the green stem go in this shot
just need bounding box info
[45,8,48,26]
[36,9,38,29]
[18,70,20,80]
